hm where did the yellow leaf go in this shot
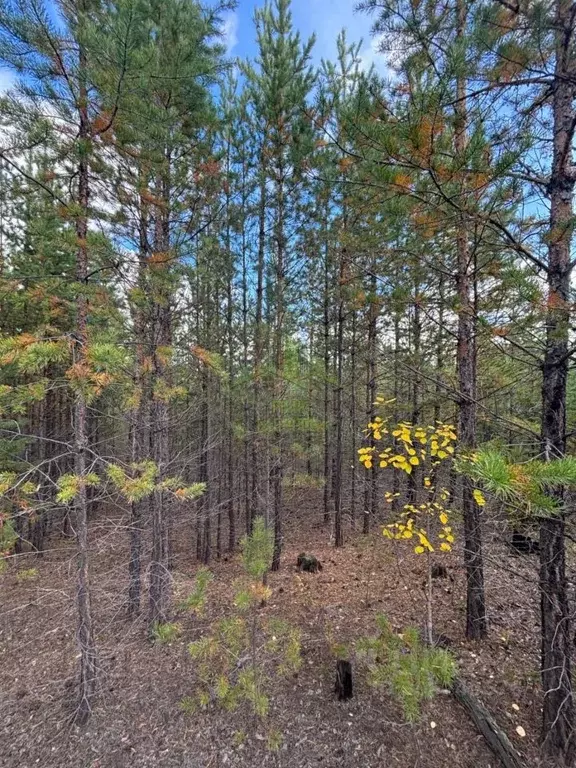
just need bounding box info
[473,489,486,506]
[414,545,425,554]
[409,456,419,466]
[439,512,448,525]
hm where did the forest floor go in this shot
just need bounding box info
[0,492,554,768]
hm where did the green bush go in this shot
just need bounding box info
[357,615,456,721]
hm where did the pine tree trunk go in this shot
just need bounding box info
[73,54,97,724]
[148,169,171,628]
[434,272,445,425]
[199,366,210,564]
[363,272,378,534]
[241,168,250,546]
[128,192,151,617]
[306,327,314,478]
[323,215,332,525]
[539,3,575,756]
[250,171,266,532]
[392,304,402,516]
[271,160,285,572]
[334,244,346,547]
[350,309,357,529]
[455,0,486,641]
[408,287,421,506]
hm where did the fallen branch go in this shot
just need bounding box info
[451,677,526,768]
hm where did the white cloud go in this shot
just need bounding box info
[358,33,391,77]
[222,11,238,55]
[293,0,390,77]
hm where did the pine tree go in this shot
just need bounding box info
[245,0,315,570]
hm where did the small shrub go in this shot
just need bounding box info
[177,566,213,615]
[179,695,196,714]
[267,728,283,752]
[151,621,182,645]
[16,567,38,582]
[186,517,301,722]
[232,730,247,747]
[357,615,457,721]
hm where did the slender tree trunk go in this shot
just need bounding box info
[148,167,172,628]
[306,326,314,478]
[199,366,210,564]
[271,159,285,572]
[454,0,486,641]
[539,3,575,756]
[128,190,151,617]
[434,271,445,425]
[392,302,402,516]
[350,308,357,529]
[363,271,378,533]
[73,52,97,724]
[334,244,346,547]
[408,284,421,505]
[250,171,266,532]
[241,162,250,546]
[323,214,333,524]
[224,138,236,553]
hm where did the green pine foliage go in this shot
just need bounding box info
[357,616,457,722]
[459,450,576,516]
[240,516,274,581]
[178,567,214,615]
[151,621,183,645]
[186,518,301,720]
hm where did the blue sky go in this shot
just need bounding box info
[223,0,387,73]
[0,0,386,91]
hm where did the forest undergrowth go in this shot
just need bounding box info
[0,493,547,768]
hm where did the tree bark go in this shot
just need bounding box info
[271,156,285,572]
[73,46,97,724]
[363,271,378,533]
[148,168,172,629]
[454,0,486,641]
[323,210,333,525]
[128,187,151,617]
[350,309,357,529]
[250,170,266,533]
[334,242,346,547]
[539,1,576,756]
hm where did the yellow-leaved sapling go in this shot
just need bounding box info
[359,404,457,644]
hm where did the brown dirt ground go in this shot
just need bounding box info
[0,494,557,768]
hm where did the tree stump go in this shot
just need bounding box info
[297,553,322,572]
[335,660,353,701]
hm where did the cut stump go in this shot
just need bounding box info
[335,660,353,701]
